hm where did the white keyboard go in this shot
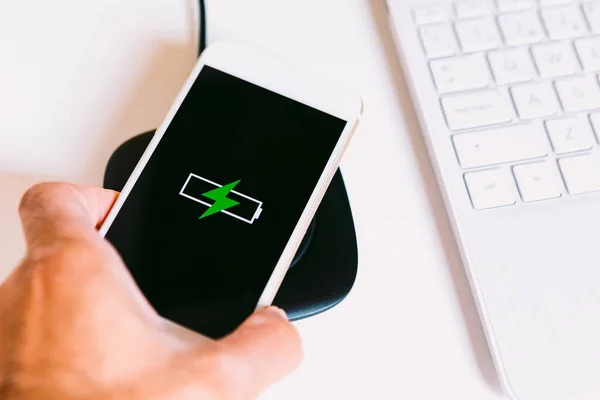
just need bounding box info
[413,0,600,210]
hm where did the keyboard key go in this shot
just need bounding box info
[555,76,600,112]
[497,0,536,12]
[413,3,451,25]
[575,37,600,71]
[511,82,560,119]
[430,55,491,93]
[498,11,546,46]
[489,47,536,84]
[455,1,494,18]
[453,124,548,168]
[541,5,588,40]
[532,42,580,78]
[442,90,513,130]
[559,153,600,195]
[583,2,600,34]
[513,162,562,202]
[455,17,502,52]
[589,112,600,141]
[465,168,517,210]
[419,24,459,58]
[546,116,595,154]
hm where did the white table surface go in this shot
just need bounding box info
[0,1,507,399]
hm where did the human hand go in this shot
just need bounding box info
[0,183,302,400]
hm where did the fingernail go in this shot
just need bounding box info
[265,306,288,321]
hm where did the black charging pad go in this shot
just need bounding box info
[104,131,358,321]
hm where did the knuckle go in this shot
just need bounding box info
[243,312,303,359]
[256,312,299,339]
[274,319,302,349]
[208,350,255,398]
[19,182,75,215]
[263,318,303,363]
[189,346,243,395]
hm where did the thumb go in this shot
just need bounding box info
[215,307,303,398]
[18,183,118,249]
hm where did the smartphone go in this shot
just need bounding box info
[99,42,362,338]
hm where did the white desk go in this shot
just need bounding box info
[0,1,506,399]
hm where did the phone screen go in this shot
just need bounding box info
[104,66,348,338]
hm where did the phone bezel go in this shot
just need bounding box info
[99,41,362,311]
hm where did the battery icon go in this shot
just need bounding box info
[179,173,263,224]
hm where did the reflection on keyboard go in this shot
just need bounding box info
[414,0,600,210]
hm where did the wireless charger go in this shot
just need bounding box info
[104,130,358,321]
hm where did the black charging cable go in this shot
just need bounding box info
[198,0,207,56]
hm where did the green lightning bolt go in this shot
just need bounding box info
[199,180,241,219]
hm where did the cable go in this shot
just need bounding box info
[198,0,207,57]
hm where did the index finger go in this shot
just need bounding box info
[19,182,119,250]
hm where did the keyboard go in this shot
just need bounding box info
[386,2,600,398]
[412,0,600,210]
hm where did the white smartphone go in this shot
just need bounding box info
[99,42,362,338]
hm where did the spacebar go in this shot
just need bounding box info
[453,124,548,169]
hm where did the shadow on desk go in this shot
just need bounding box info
[367,0,502,394]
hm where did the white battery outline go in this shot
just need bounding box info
[179,173,264,224]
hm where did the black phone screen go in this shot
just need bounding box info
[104,66,348,338]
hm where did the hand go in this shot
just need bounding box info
[0,183,302,400]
